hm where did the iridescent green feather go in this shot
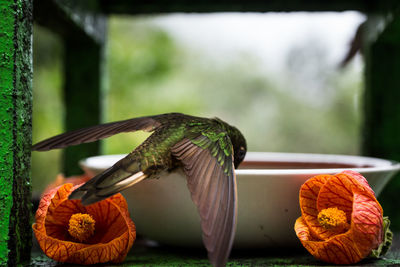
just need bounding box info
[189,124,233,175]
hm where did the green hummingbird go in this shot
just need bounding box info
[32,112,247,267]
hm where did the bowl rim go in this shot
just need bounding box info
[235,152,400,176]
[79,152,400,176]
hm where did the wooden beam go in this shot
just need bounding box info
[34,0,106,45]
[100,0,396,14]
[0,0,33,265]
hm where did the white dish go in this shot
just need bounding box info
[80,152,400,248]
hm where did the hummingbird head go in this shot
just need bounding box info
[231,128,247,169]
[214,118,247,169]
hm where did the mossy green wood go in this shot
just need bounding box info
[0,0,33,265]
[363,13,400,231]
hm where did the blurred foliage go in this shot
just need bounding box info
[32,15,363,193]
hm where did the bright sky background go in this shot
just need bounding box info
[151,12,366,73]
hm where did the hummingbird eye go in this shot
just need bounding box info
[237,147,246,160]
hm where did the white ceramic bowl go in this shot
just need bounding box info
[79,152,400,248]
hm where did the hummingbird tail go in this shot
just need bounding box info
[69,163,147,205]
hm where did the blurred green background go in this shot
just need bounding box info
[32,14,363,193]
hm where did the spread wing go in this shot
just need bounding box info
[32,116,162,151]
[171,133,237,267]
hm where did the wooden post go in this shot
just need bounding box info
[63,36,106,175]
[34,0,107,175]
[0,0,33,265]
[363,14,400,230]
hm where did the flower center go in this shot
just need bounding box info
[317,207,349,233]
[68,213,95,242]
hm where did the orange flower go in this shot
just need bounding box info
[32,183,136,265]
[42,173,91,196]
[294,170,390,264]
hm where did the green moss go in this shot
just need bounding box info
[0,0,33,265]
[0,1,17,264]
[30,240,400,266]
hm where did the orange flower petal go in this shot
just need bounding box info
[341,170,375,197]
[351,189,383,257]
[32,226,89,262]
[42,174,91,196]
[295,216,363,264]
[317,171,380,222]
[299,174,332,239]
[316,174,355,234]
[35,183,73,230]
[32,183,136,265]
[84,194,131,243]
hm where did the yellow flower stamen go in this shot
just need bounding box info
[318,207,349,233]
[68,213,95,242]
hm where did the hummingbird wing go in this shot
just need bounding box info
[171,133,237,267]
[32,115,164,151]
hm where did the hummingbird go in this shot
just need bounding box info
[32,112,247,267]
